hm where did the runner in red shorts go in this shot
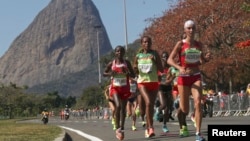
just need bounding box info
[103,46,135,140]
[167,20,211,141]
[133,36,163,138]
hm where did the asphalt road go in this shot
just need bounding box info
[42,115,250,141]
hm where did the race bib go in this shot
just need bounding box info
[113,77,127,86]
[130,83,137,93]
[138,63,153,73]
[185,48,201,64]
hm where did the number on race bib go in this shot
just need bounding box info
[113,77,127,86]
[138,64,153,73]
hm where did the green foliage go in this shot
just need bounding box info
[77,85,104,108]
[241,2,250,12]
[143,0,250,92]
[0,83,77,119]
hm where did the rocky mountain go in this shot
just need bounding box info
[0,0,113,97]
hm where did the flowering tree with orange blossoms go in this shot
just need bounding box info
[236,39,250,49]
[143,0,250,92]
[235,3,250,49]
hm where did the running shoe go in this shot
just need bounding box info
[135,108,140,117]
[179,125,189,137]
[153,113,159,121]
[195,133,206,141]
[148,128,155,138]
[112,118,117,130]
[126,113,130,119]
[132,125,137,131]
[145,129,149,138]
[111,118,115,125]
[153,109,160,121]
[141,121,146,128]
[116,128,124,140]
[162,125,169,133]
[113,125,117,131]
[191,113,196,127]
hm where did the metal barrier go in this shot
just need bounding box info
[70,108,112,120]
[203,93,250,117]
[67,93,250,120]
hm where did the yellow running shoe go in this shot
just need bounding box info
[132,125,136,131]
[141,121,146,128]
[179,125,189,137]
[111,118,115,125]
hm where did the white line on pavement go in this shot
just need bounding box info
[59,126,103,141]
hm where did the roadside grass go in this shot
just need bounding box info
[0,118,62,141]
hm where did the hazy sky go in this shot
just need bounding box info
[0,0,175,57]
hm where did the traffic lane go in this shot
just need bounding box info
[52,116,250,141]
[56,120,203,141]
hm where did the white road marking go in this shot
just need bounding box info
[59,126,103,141]
[169,122,192,126]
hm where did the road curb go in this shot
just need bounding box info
[54,128,66,141]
